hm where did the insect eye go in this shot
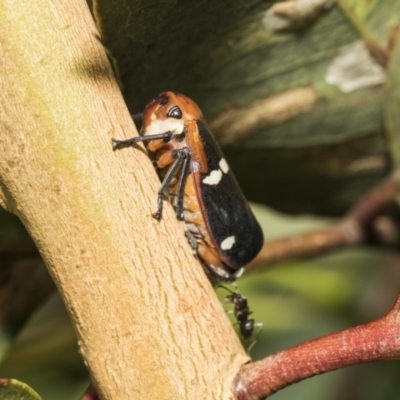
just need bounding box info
[167,106,182,119]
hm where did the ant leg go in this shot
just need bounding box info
[247,323,263,355]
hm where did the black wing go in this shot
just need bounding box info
[195,120,263,269]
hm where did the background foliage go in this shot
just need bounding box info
[1,0,400,399]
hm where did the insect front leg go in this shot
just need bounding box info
[112,131,173,150]
[152,147,190,220]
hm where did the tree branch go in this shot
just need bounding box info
[247,172,400,270]
[0,1,248,398]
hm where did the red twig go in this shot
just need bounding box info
[80,384,99,400]
[235,293,400,399]
[247,173,400,271]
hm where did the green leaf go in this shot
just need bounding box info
[0,379,41,400]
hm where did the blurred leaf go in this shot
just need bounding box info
[385,33,400,166]
[261,263,354,308]
[338,0,400,46]
[0,209,54,362]
[94,0,392,215]
[0,378,41,400]
[0,294,89,400]
[0,208,32,246]
[251,203,332,239]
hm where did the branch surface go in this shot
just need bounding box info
[0,1,248,398]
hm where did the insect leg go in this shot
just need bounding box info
[152,148,189,220]
[247,322,263,355]
[184,230,198,251]
[112,131,173,150]
[175,149,191,220]
[218,285,235,295]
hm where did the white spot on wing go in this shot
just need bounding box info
[235,268,244,278]
[220,235,236,250]
[219,158,229,174]
[203,169,223,185]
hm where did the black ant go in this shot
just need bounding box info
[219,286,262,352]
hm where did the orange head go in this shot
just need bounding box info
[141,92,203,132]
[140,92,204,152]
